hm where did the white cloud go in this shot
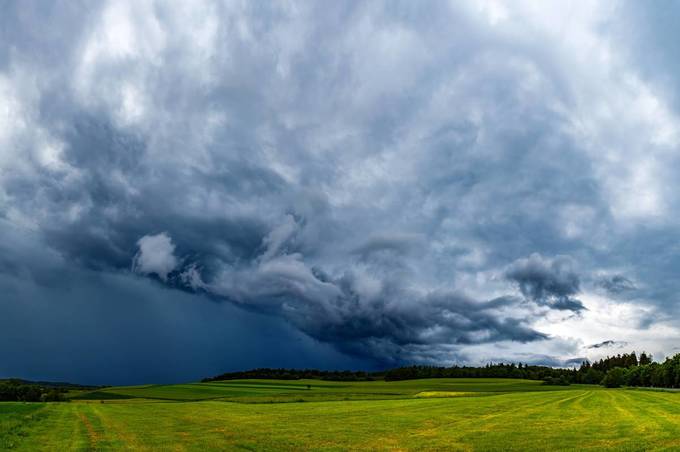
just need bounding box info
[133,232,178,281]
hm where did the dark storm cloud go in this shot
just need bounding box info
[2,1,564,368]
[0,221,372,385]
[3,0,680,380]
[505,254,585,312]
[143,223,548,364]
[597,275,636,294]
[563,357,588,367]
[352,233,425,261]
[587,340,628,350]
[481,354,584,368]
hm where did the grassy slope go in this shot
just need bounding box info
[70,378,591,403]
[2,380,680,450]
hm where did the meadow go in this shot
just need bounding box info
[2,378,680,450]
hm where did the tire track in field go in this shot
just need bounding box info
[601,390,648,439]
[616,391,677,448]
[91,405,149,451]
[489,390,588,420]
[553,390,592,410]
[565,389,594,411]
[617,391,680,442]
[78,411,102,450]
[412,390,581,438]
[635,389,680,409]
[401,390,588,452]
[484,390,588,424]
[40,404,89,450]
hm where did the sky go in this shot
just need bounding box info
[2,0,680,385]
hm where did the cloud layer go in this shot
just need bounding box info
[3,0,680,380]
[505,254,584,312]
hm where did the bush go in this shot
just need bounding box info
[542,376,570,386]
[602,368,627,388]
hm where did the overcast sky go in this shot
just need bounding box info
[3,0,680,385]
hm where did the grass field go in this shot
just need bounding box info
[69,378,586,403]
[2,379,680,450]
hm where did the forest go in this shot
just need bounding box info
[0,380,66,402]
[0,379,98,402]
[204,351,680,389]
[202,368,375,382]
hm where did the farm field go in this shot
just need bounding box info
[2,379,680,450]
[69,378,589,403]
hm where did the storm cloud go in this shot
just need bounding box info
[3,0,680,382]
[145,221,548,364]
[597,275,637,295]
[587,340,629,350]
[505,254,584,312]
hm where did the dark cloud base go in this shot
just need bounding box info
[0,266,372,386]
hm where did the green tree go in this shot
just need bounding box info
[602,368,627,388]
[639,352,652,366]
[584,368,604,384]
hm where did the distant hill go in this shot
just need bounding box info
[0,378,99,390]
[0,378,101,402]
[202,368,377,382]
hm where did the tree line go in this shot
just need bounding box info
[202,368,375,382]
[383,362,578,383]
[384,351,665,388]
[599,353,680,388]
[203,351,680,389]
[0,379,67,402]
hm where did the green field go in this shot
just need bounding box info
[2,378,680,450]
